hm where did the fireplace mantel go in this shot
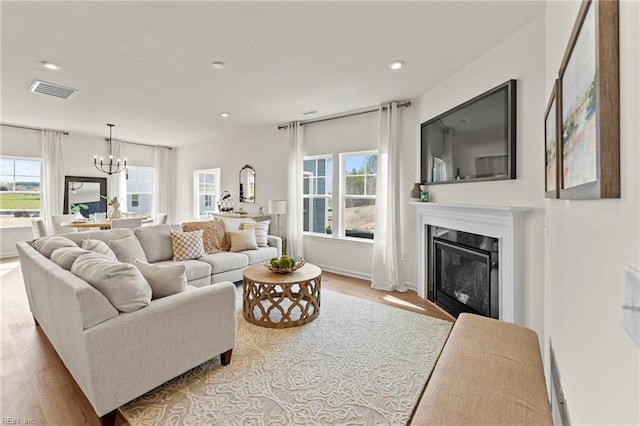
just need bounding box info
[411,202,531,324]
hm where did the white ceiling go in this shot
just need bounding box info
[1,1,545,147]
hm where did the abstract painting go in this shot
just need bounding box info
[545,81,559,198]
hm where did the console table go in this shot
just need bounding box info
[207,212,270,222]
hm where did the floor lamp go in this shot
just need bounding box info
[268,200,287,238]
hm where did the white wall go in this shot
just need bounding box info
[544,1,640,424]
[0,125,155,256]
[412,17,546,336]
[174,125,287,225]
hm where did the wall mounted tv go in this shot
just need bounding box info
[420,80,517,185]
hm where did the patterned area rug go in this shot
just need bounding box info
[120,289,453,425]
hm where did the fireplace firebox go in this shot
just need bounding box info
[428,226,499,318]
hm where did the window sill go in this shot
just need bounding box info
[303,232,374,245]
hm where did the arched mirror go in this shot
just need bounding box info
[239,164,255,203]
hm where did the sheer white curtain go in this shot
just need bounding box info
[153,146,176,223]
[40,130,65,229]
[107,139,126,204]
[371,102,406,292]
[286,122,304,258]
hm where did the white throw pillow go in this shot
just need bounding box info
[229,229,259,252]
[131,257,187,299]
[109,235,148,263]
[82,239,118,261]
[71,253,152,313]
[31,235,77,258]
[222,218,255,232]
[50,247,91,270]
[243,221,270,247]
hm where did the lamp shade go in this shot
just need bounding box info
[268,199,287,215]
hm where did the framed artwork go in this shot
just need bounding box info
[544,80,560,198]
[558,0,619,199]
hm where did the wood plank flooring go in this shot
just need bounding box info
[0,258,453,425]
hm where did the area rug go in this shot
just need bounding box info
[120,289,453,426]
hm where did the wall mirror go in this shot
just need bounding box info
[239,165,256,203]
[63,176,107,217]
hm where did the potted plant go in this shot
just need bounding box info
[70,203,89,218]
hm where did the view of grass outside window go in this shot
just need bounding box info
[194,169,221,219]
[303,156,332,234]
[0,157,41,228]
[343,151,377,239]
[125,166,153,214]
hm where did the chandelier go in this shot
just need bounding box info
[94,123,127,175]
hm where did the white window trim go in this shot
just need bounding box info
[0,156,42,229]
[303,155,332,235]
[339,150,377,239]
[193,168,221,220]
[125,165,154,213]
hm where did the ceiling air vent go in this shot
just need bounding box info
[29,80,78,99]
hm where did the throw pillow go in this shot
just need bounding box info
[182,220,229,253]
[131,257,187,299]
[71,253,152,313]
[81,239,118,261]
[31,235,77,258]
[108,235,148,263]
[243,221,270,247]
[221,218,255,233]
[229,229,259,252]
[171,230,205,261]
[50,247,91,270]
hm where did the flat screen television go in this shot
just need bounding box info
[420,80,516,185]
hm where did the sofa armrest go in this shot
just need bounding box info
[83,281,237,415]
[267,235,282,258]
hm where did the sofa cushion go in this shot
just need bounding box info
[50,247,91,270]
[243,221,270,247]
[153,259,211,282]
[171,230,205,261]
[63,228,131,245]
[134,224,182,262]
[198,252,249,274]
[131,257,187,300]
[81,239,118,261]
[71,253,152,313]
[221,217,255,232]
[244,247,278,265]
[32,235,78,258]
[182,220,229,254]
[229,229,259,252]
[109,234,148,263]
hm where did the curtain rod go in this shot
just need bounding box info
[1,123,69,135]
[277,100,412,130]
[104,138,173,150]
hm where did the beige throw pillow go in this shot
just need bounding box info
[71,253,151,313]
[131,257,187,299]
[182,220,229,253]
[50,247,91,270]
[243,221,270,247]
[171,230,205,261]
[81,239,118,261]
[229,229,259,252]
[31,235,77,258]
[109,235,148,263]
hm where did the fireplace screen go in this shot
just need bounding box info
[433,238,492,317]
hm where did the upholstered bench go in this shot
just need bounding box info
[413,313,553,425]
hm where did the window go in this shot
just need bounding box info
[194,169,221,219]
[303,156,333,234]
[341,151,377,239]
[125,166,153,214]
[0,157,41,228]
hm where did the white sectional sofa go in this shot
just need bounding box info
[16,223,282,425]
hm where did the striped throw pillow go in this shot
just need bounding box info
[170,230,205,261]
[243,221,270,247]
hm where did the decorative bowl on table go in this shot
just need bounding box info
[263,256,305,274]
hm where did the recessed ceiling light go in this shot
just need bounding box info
[220,112,229,118]
[389,60,404,70]
[42,61,61,71]
[212,61,226,69]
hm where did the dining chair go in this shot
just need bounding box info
[111,217,143,229]
[31,218,49,239]
[51,214,79,234]
[156,213,168,225]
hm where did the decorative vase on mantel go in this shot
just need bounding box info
[410,183,422,202]
[108,200,121,220]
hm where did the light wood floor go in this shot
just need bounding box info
[0,258,453,425]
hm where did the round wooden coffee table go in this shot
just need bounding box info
[242,263,321,328]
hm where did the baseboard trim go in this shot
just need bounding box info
[1,250,18,259]
[314,264,372,281]
[405,282,418,293]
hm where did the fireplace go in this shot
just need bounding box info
[429,227,499,318]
